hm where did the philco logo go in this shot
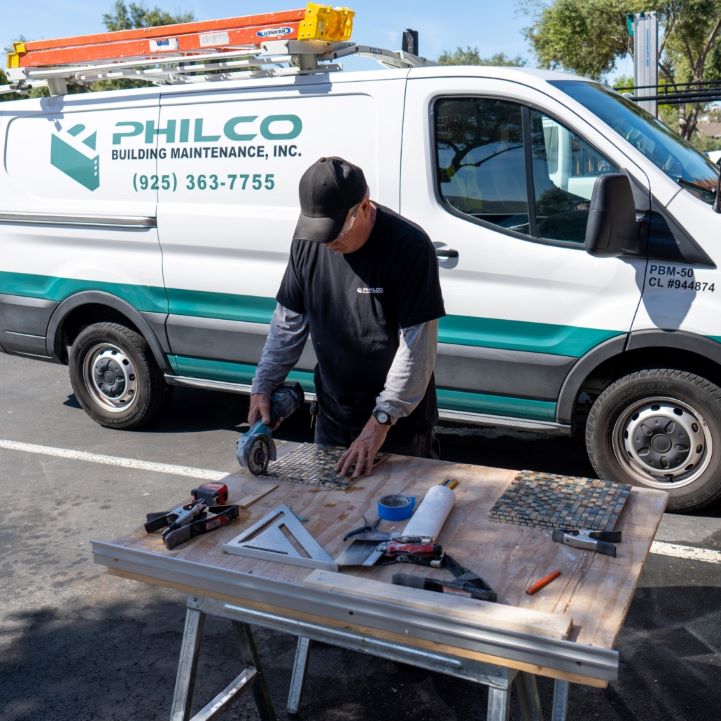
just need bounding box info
[50,123,100,191]
[256,27,292,38]
[357,287,384,294]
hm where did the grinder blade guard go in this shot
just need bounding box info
[237,382,304,475]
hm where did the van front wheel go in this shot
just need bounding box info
[69,322,167,429]
[586,369,721,511]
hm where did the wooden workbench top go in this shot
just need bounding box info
[97,442,666,653]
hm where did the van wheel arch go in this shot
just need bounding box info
[559,332,721,426]
[47,291,169,371]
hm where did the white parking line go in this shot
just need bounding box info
[650,540,721,564]
[0,439,227,481]
[3,438,721,564]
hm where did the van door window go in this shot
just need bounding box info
[530,110,618,243]
[435,98,529,234]
[433,98,618,245]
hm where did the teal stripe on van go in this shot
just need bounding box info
[166,287,276,323]
[439,315,621,357]
[168,355,316,392]
[0,270,621,358]
[168,355,557,422]
[0,271,168,313]
[436,387,556,421]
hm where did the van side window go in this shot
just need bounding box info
[530,110,619,243]
[435,98,529,234]
[433,98,618,244]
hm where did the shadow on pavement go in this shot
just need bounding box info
[1,584,719,721]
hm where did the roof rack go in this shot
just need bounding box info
[1,3,431,97]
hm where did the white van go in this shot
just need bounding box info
[2,54,721,511]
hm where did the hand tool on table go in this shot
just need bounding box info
[393,552,497,602]
[145,500,206,535]
[552,528,622,557]
[342,515,382,541]
[145,483,240,550]
[191,481,229,505]
[161,504,240,550]
[145,482,229,534]
[222,504,338,571]
[336,480,457,567]
[237,382,304,475]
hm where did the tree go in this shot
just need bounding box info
[103,1,193,31]
[522,0,721,141]
[0,4,195,100]
[438,48,527,66]
[96,2,194,90]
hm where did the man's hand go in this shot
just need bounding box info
[248,393,271,426]
[335,417,390,479]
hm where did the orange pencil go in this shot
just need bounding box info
[526,570,561,595]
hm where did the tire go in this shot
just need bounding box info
[586,369,721,512]
[69,321,168,429]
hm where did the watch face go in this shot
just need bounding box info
[375,411,390,425]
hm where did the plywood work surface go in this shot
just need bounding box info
[96,441,667,656]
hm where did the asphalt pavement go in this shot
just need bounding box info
[1,352,720,721]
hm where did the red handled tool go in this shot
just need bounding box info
[192,482,228,506]
[145,483,239,549]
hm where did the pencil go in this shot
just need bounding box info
[526,569,561,595]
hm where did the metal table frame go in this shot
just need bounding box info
[173,594,572,721]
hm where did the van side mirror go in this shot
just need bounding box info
[585,173,640,257]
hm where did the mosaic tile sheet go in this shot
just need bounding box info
[263,443,384,489]
[488,470,632,530]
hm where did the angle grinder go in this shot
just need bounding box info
[237,382,304,475]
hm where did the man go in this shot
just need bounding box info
[248,156,445,478]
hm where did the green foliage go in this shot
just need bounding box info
[0,68,15,101]
[523,0,721,139]
[103,1,193,31]
[1,5,194,99]
[525,0,652,79]
[438,48,526,66]
[92,2,194,91]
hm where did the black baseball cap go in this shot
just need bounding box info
[293,157,368,243]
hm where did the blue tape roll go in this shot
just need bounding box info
[378,494,416,521]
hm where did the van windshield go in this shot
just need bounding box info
[550,80,719,205]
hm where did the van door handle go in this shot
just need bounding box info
[435,248,459,259]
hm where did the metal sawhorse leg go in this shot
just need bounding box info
[287,636,567,720]
[170,595,277,721]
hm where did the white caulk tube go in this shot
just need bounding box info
[400,484,455,540]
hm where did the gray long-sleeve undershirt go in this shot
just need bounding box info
[251,303,438,423]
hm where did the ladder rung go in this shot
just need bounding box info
[14,9,306,52]
[8,4,354,69]
[15,23,304,67]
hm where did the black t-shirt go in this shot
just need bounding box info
[277,205,446,433]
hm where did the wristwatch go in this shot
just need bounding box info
[372,409,393,426]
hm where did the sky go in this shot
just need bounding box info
[2,0,536,69]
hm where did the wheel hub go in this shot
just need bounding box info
[83,344,138,413]
[628,411,692,471]
[614,397,711,489]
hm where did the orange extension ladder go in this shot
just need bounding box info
[2,3,428,97]
[7,4,354,68]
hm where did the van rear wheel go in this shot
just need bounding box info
[586,369,721,512]
[69,322,167,429]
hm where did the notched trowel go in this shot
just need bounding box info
[236,382,304,475]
